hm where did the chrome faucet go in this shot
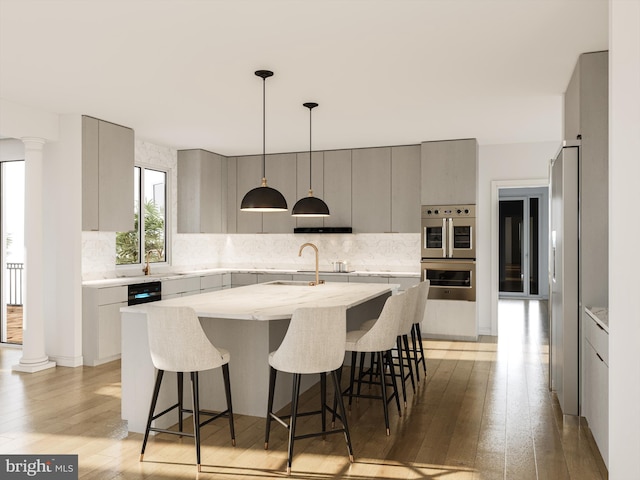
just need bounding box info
[298,242,324,286]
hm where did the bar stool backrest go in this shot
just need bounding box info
[415,280,430,324]
[352,293,406,352]
[398,285,419,335]
[270,305,347,375]
[145,305,226,373]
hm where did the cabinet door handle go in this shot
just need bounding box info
[596,352,604,363]
[595,322,605,331]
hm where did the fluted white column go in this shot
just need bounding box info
[12,137,56,373]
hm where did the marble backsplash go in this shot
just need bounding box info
[82,232,421,280]
[81,138,421,280]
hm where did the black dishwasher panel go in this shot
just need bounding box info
[128,281,162,305]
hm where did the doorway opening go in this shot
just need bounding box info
[498,186,549,299]
[1,159,25,345]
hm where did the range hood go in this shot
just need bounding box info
[294,227,352,234]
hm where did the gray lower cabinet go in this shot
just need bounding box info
[82,286,127,366]
[352,147,391,233]
[161,277,201,300]
[583,309,609,468]
[391,145,421,233]
[323,149,352,228]
[421,138,477,205]
[177,149,227,233]
[82,115,134,232]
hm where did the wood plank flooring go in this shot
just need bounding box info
[5,305,22,344]
[0,299,607,479]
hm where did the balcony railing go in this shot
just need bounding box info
[7,262,23,306]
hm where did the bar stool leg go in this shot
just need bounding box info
[140,369,164,462]
[331,369,354,462]
[177,372,184,435]
[403,334,416,392]
[222,364,236,446]
[264,367,277,449]
[377,352,391,435]
[287,374,302,475]
[410,325,420,382]
[396,336,408,407]
[191,372,202,472]
[320,373,327,437]
[348,351,357,408]
[415,322,427,374]
[386,350,402,416]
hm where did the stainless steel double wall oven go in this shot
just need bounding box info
[421,204,476,301]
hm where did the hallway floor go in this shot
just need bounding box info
[0,300,607,479]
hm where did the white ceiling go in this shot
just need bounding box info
[0,0,608,156]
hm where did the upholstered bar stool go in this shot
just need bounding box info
[140,305,235,472]
[360,286,418,407]
[410,280,430,381]
[265,305,353,475]
[342,292,405,435]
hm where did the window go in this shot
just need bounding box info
[116,166,167,266]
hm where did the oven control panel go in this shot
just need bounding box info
[422,204,475,218]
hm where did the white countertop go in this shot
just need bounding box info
[121,281,398,321]
[585,306,609,331]
[83,267,419,288]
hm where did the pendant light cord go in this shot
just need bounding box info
[262,75,266,179]
[308,106,312,190]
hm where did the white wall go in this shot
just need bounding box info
[43,115,83,366]
[609,0,640,477]
[477,141,559,335]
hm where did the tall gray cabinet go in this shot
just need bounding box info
[82,116,134,232]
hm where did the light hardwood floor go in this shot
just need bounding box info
[0,300,607,479]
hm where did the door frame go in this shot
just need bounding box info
[490,178,548,336]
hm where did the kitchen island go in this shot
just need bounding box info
[121,281,396,433]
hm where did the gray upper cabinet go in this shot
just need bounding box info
[295,151,325,228]
[323,149,352,228]
[177,149,227,233]
[565,51,608,309]
[226,157,237,233]
[82,115,134,232]
[262,153,297,233]
[391,145,421,233]
[421,138,478,205]
[236,155,264,233]
[352,147,391,233]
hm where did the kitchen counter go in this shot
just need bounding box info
[83,267,419,288]
[121,281,396,432]
[585,306,609,332]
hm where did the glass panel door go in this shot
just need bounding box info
[499,199,524,293]
[1,160,25,344]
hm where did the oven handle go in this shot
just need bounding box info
[447,218,453,258]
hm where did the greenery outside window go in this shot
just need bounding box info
[116,166,167,265]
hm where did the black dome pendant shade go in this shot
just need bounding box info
[240,70,288,212]
[292,102,330,217]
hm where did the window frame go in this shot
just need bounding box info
[116,162,170,270]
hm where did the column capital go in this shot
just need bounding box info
[20,137,46,150]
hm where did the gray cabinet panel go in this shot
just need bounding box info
[236,155,264,233]
[177,149,226,233]
[391,145,421,233]
[295,151,325,228]
[82,115,134,232]
[323,149,352,227]
[421,138,477,205]
[262,153,297,233]
[226,157,237,233]
[352,147,391,233]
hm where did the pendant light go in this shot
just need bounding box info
[240,70,288,212]
[292,102,330,217]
